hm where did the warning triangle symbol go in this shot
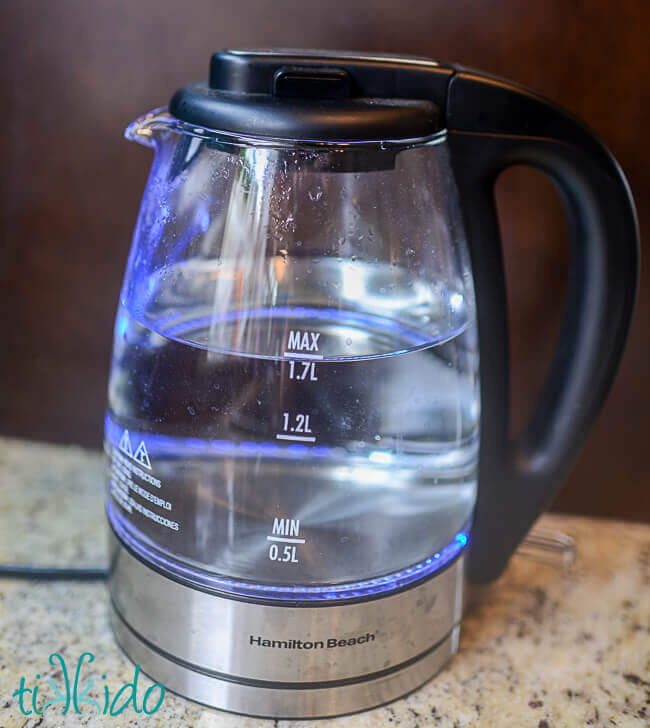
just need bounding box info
[134,440,152,470]
[118,430,133,457]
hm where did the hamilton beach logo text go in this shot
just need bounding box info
[250,632,376,650]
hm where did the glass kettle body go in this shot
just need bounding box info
[106,51,638,718]
[106,112,478,592]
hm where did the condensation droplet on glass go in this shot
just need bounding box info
[346,338,352,346]
[406,248,416,257]
[308,189,323,201]
[187,406,196,416]
[296,240,303,247]
[374,434,381,441]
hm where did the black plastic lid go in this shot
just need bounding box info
[169,49,453,142]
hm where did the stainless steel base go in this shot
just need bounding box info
[108,532,464,718]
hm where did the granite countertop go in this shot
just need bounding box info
[0,436,648,727]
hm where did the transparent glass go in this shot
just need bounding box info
[105,110,480,598]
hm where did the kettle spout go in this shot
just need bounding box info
[125,107,177,148]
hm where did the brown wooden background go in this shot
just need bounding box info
[1,0,648,521]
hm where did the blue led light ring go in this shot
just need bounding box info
[107,501,469,602]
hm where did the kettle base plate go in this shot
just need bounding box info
[111,606,459,718]
[108,530,464,718]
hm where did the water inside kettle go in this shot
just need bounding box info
[106,257,479,587]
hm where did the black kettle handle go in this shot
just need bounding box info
[446,71,639,583]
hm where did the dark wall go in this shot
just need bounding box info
[2,0,648,521]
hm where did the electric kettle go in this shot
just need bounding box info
[105,50,638,718]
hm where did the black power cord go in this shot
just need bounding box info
[0,564,108,580]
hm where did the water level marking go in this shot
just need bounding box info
[266,535,306,544]
[267,517,303,563]
[283,351,324,360]
[277,412,314,442]
[276,434,317,443]
[288,359,318,381]
[287,330,321,353]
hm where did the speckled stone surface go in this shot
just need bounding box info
[0,436,648,727]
